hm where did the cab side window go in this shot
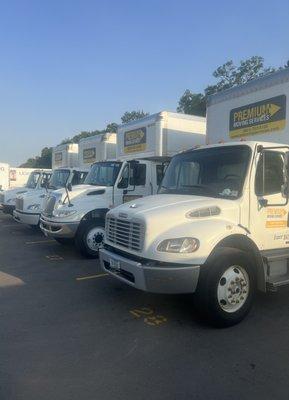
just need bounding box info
[255,152,284,196]
[132,164,146,186]
[71,171,87,185]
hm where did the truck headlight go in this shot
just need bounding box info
[28,204,41,211]
[157,237,200,253]
[7,198,16,203]
[53,209,77,218]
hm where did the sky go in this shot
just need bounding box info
[0,0,289,166]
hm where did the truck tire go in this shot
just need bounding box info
[54,237,74,245]
[194,248,256,327]
[75,218,105,258]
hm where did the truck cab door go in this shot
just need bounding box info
[114,161,152,206]
[250,150,289,251]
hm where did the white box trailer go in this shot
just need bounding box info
[206,68,289,144]
[78,133,117,169]
[9,168,37,188]
[117,111,206,160]
[0,163,10,190]
[52,143,79,169]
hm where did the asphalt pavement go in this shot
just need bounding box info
[1,213,289,400]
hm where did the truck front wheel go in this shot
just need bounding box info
[195,249,256,327]
[75,219,105,258]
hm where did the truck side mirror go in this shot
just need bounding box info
[66,182,72,192]
[281,152,289,198]
[117,176,128,189]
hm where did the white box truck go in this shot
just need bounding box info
[0,169,51,215]
[100,68,289,327]
[13,167,88,227]
[9,168,37,188]
[78,133,117,169]
[52,143,79,169]
[13,135,115,228]
[39,111,206,256]
[0,163,9,191]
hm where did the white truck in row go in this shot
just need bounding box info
[13,143,89,228]
[0,164,40,193]
[0,169,52,215]
[39,112,206,257]
[100,67,289,327]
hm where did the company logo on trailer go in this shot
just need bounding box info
[229,95,286,138]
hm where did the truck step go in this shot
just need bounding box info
[266,274,289,291]
[262,249,289,263]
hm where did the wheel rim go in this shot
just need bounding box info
[86,226,105,252]
[217,265,249,313]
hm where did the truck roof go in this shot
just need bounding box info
[119,110,206,130]
[78,132,116,143]
[180,140,289,154]
[207,68,289,107]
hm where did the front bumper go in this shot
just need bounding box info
[100,248,201,294]
[40,216,79,238]
[13,210,40,226]
[1,204,15,215]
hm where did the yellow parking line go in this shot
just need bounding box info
[25,240,55,245]
[76,273,109,281]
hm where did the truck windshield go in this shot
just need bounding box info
[26,172,41,189]
[159,145,251,199]
[85,162,122,187]
[48,169,70,189]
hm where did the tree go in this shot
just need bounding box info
[177,90,206,116]
[177,56,278,117]
[121,110,149,124]
[20,147,52,168]
[205,56,275,97]
[105,122,118,133]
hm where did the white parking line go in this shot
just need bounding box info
[25,240,55,245]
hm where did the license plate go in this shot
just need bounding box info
[109,258,121,271]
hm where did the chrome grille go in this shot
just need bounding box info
[15,197,24,211]
[0,193,4,204]
[43,195,56,216]
[106,216,144,251]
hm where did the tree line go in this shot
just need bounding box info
[20,56,289,168]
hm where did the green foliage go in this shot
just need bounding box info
[20,147,52,168]
[205,56,275,96]
[121,110,149,124]
[177,56,283,117]
[105,122,118,133]
[177,91,206,116]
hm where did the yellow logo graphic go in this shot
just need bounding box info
[266,208,287,228]
[229,95,286,138]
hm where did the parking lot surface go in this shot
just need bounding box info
[1,213,289,400]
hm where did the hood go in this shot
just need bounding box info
[53,184,107,202]
[107,194,241,263]
[1,187,29,203]
[111,194,237,219]
[19,188,47,201]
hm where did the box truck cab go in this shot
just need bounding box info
[100,68,289,327]
[40,112,206,257]
[13,167,88,227]
[0,169,50,215]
